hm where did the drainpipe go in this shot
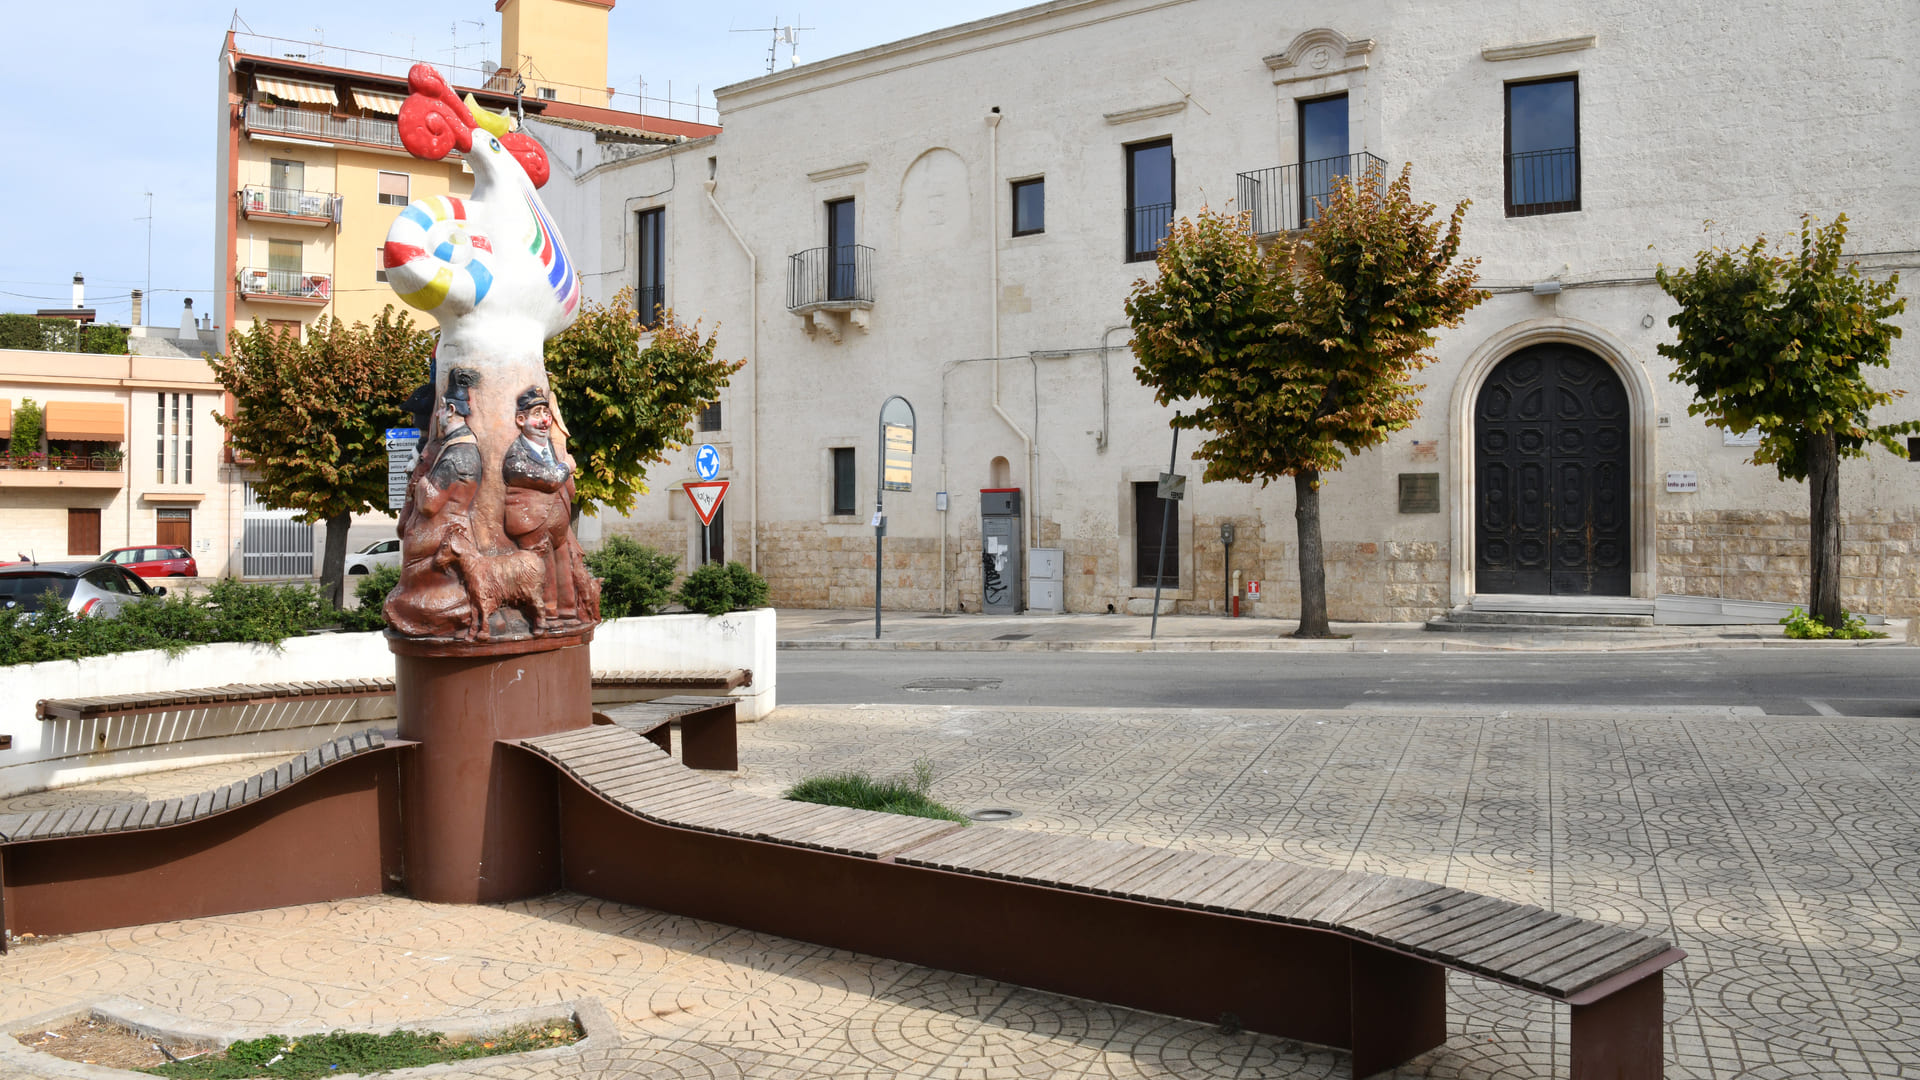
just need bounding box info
[984,107,1035,556]
[703,176,759,572]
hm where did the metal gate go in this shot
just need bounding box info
[241,483,314,578]
[1474,344,1630,595]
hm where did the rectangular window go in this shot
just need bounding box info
[1506,75,1579,216]
[269,158,304,192]
[832,447,856,516]
[184,393,193,484]
[1297,93,1349,223]
[1011,177,1045,236]
[377,171,411,207]
[168,393,179,484]
[1125,139,1173,262]
[1133,480,1178,587]
[698,401,722,431]
[636,207,665,326]
[267,239,301,273]
[267,319,301,342]
[68,508,101,557]
[375,248,389,284]
[538,86,557,100]
[154,394,165,484]
[826,198,857,301]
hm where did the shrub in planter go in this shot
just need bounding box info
[339,563,402,632]
[586,536,678,618]
[673,560,770,616]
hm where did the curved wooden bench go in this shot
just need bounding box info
[518,726,1682,1080]
[0,733,409,947]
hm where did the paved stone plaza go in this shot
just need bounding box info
[3,703,1917,1078]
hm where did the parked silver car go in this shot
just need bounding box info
[0,560,166,618]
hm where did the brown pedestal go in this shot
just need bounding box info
[391,631,593,903]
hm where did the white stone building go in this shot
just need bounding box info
[534,0,1920,621]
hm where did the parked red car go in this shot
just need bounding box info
[97,545,199,578]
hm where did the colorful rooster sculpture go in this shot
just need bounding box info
[381,63,597,643]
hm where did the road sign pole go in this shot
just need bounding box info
[1150,414,1180,641]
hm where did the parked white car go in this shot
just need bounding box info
[345,538,401,575]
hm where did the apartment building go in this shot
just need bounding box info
[538,0,1920,620]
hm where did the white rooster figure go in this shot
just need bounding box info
[381,63,594,639]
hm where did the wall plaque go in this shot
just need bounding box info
[1398,472,1440,514]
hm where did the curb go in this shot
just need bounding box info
[777,636,1912,653]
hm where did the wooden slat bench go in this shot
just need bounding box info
[33,669,753,722]
[591,696,738,771]
[517,726,1683,1080]
[0,732,409,949]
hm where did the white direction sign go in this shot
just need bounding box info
[694,443,721,480]
[385,427,421,511]
[684,480,730,527]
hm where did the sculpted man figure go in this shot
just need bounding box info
[384,370,482,637]
[502,386,594,627]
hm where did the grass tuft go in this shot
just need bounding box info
[783,758,970,824]
[138,1021,580,1079]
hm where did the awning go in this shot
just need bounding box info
[257,76,338,106]
[0,400,11,440]
[42,401,125,441]
[352,89,405,115]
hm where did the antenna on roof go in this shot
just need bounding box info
[730,15,814,74]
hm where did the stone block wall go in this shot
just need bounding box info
[1658,509,1919,616]
[754,522,941,610]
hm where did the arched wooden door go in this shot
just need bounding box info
[1475,344,1630,595]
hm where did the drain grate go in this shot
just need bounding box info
[903,677,1003,693]
[994,633,1031,641]
[968,808,1023,822]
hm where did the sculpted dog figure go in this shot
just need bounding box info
[434,526,548,642]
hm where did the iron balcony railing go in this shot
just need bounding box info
[1506,147,1579,217]
[635,283,667,327]
[240,184,339,222]
[1235,152,1387,236]
[238,267,333,302]
[245,102,409,152]
[1126,202,1174,262]
[788,244,875,310]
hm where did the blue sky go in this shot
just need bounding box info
[3,1,1027,326]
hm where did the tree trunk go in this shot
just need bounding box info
[1293,470,1330,637]
[1808,431,1842,627]
[320,511,352,610]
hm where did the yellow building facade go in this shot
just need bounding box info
[498,0,614,107]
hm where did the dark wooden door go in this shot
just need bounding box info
[1475,345,1629,595]
[67,509,101,557]
[157,509,192,548]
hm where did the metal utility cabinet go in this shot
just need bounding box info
[1029,547,1064,613]
[980,489,1022,614]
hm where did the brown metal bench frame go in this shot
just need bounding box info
[591,697,738,771]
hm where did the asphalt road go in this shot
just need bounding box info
[779,648,1920,717]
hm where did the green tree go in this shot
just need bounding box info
[545,288,745,520]
[209,309,432,608]
[1656,215,1910,628]
[9,398,42,466]
[1127,163,1485,636]
[0,313,45,350]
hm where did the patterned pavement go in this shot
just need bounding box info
[4,704,1918,1078]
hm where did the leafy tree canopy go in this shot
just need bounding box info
[1127,164,1486,486]
[1655,214,1910,481]
[545,288,746,518]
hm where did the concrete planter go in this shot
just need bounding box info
[0,609,776,797]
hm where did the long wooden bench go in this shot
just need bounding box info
[592,696,738,771]
[517,726,1682,1080]
[33,670,753,722]
[0,733,409,950]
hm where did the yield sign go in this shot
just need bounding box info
[684,480,729,526]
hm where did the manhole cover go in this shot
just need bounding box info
[902,677,1002,692]
[993,633,1031,641]
[969,808,1023,822]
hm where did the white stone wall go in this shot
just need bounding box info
[540,0,1920,618]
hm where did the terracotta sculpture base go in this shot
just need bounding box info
[391,630,593,903]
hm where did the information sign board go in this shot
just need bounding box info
[385,427,421,511]
[883,423,913,491]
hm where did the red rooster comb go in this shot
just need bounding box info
[395,63,549,188]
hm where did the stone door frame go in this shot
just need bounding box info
[1447,317,1659,606]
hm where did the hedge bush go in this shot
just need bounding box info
[673,560,770,616]
[338,564,402,632]
[585,536,678,618]
[0,580,337,666]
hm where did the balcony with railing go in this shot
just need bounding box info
[244,102,421,155]
[788,245,874,342]
[240,185,339,225]
[237,267,333,305]
[1234,152,1387,236]
[1506,147,1579,217]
